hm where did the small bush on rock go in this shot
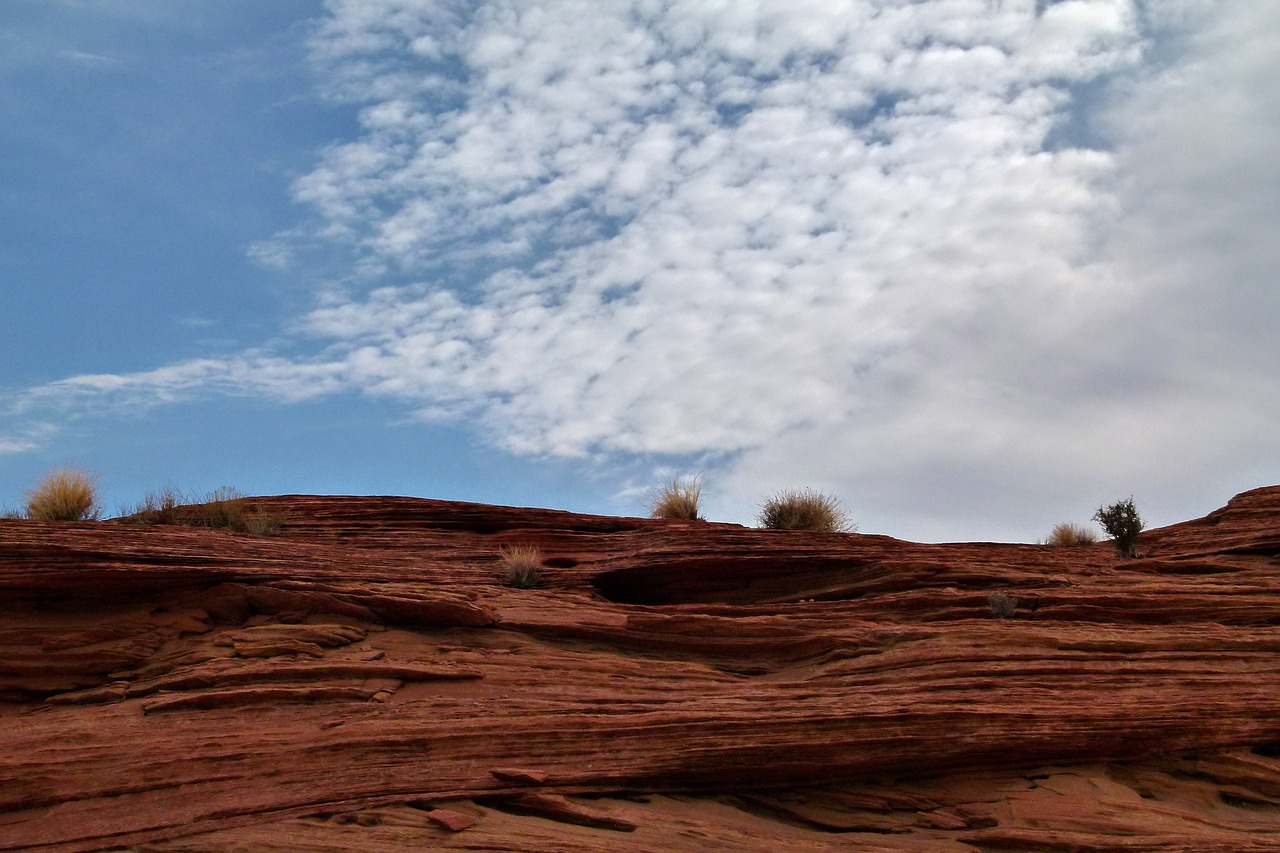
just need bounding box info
[120,486,285,535]
[988,591,1018,619]
[1094,497,1144,558]
[1044,522,1100,547]
[24,468,100,521]
[758,488,854,532]
[500,544,542,589]
[649,477,703,521]
[188,486,249,529]
[121,486,185,525]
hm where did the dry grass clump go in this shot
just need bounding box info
[186,487,288,535]
[187,486,250,529]
[758,488,854,532]
[500,544,542,589]
[121,486,285,536]
[122,486,185,525]
[649,477,703,520]
[988,591,1019,619]
[1044,522,1100,547]
[24,468,100,521]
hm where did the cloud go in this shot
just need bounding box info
[55,49,125,67]
[246,238,297,270]
[283,0,1143,466]
[0,437,41,456]
[9,0,1278,539]
[8,355,345,421]
[0,423,59,456]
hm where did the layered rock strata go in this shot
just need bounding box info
[2,486,1280,851]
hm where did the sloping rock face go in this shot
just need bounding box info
[2,486,1280,851]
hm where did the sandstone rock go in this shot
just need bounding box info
[424,808,477,831]
[480,792,638,831]
[3,487,1280,851]
[490,767,549,785]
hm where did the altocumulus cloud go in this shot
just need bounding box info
[10,0,1280,539]
[289,0,1138,459]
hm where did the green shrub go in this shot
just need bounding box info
[1044,522,1100,547]
[1093,497,1144,558]
[757,488,854,532]
[649,477,702,520]
[24,468,100,521]
[500,544,542,589]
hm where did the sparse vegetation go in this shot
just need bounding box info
[1044,522,1100,547]
[757,488,854,532]
[649,477,703,521]
[187,486,251,530]
[121,486,185,525]
[1094,497,1144,558]
[988,591,1018,619]
[500,544,542,589]
[24,468,100,521]
[120,486,286,536]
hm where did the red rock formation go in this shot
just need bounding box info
[3,486,1280,851]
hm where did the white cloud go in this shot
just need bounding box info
[9,356,346,419]
[55,49,125,67]
[8,0,1278,540]
[0,423,59,456]
[280,0,1143,470]
[246,238,296,270]
[0,436,42,456]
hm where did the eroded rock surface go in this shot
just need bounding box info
[2,487,1280,851]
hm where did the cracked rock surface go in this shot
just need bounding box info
[3,487,1280,851]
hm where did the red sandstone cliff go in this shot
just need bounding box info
[3,486,1280,851]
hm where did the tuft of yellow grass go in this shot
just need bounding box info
[120,486,185,525]
[187,486,249,530]
[757,488,854,532]
[500,544,542,589]
[120,486,286,535]
[648,477,703,521]
[24,468,100,522]
[1044,522,1100,547]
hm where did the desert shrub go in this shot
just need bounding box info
[1093,497,1144,558]
[187,486,248,529]
[649,477,702,521]
[757,488,854,532]
[24,468,100,521]
[120,486,285,535]
[120,486,185,525]
[241,506,287,536]
[1044,522,1100,547]
[988,591,1018,619]
[188,488,288,535]
[500,544,542,589]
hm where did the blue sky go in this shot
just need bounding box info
[2,0,1277,541]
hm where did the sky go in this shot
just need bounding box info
[1,0,1277,542]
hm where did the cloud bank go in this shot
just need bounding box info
[9,0,1279,539]
[291,0,1139,457]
